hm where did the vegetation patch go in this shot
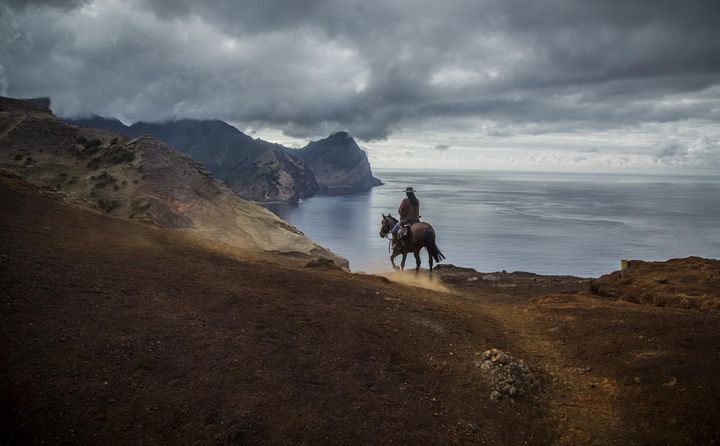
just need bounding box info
[105,146,135,165]
[91,171,117,189]
[97,198,120,213]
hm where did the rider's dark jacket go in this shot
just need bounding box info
[398,197,420,223]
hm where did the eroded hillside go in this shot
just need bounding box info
[0,97,344,266]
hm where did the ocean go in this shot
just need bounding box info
[263,170,720,277]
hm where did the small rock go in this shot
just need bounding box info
[508,386,518,396]
[496,353,510,364]
[490,391,501,401]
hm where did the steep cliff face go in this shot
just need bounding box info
[0,97,345,266]
[67,117,319,203]
[290,131,382,189]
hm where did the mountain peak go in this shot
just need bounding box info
[292,131,381,188]
[329,130,350,139]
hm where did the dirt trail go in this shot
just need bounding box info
[457,292,622,444]
[434,269,720,445]
[0,115,26,138]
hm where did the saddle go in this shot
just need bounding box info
[397,221,416,242]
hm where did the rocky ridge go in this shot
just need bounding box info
[0,97,345,266]
[68,117,380,202]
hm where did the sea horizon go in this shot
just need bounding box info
[266,168,720,277]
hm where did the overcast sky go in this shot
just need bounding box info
[2,0,719,172]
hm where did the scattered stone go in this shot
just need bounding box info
[477,348,543,401]
[467,276,479,282]
[482,274,501,281]
[304,258,336,268]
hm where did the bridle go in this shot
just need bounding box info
[380,215,396,252]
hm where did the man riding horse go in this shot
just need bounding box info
[379,187,445,273]
[391,186,420,246]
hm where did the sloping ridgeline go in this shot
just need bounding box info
[68,117,318,203]
[68,118,382,202]
[0,97,345,266]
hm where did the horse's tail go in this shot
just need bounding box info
[425,229,445,263]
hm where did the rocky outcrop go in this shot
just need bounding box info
[68,117,381,200]
[0,97,346,266]
[289,131,382,189]
[67,117,320,203]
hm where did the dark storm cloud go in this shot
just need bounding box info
[2,0,89,9]
[2,0,719,157]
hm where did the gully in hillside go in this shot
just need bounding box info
[379,187,445,273]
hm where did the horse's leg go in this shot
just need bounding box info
[400,253,407,271]
[414,250,421,275]
[390,251,400,270]
[428,249,434,275]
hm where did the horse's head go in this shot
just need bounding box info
[379,213,397,238]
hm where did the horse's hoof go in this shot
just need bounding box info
[393,266,400,271]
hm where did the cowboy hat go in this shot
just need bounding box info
[405,186,414,192]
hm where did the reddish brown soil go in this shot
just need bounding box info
[589,258,720,311]
[2,178,720,445]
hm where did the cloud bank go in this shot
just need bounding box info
[2,0,719,169]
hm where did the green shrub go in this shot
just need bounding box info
[106,147,135,165]
[97,199,120,213]
[91,171,117,189]
[84,138,102,148]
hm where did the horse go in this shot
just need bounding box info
[379,213,445,274]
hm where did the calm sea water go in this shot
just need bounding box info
[264,170,720,277]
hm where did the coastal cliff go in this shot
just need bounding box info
[290,131,382,189]
[0,97,345,266]
[68,118,381,201]
[68,117,320,203]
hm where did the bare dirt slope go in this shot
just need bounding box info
[2,177,719,445]
[0,178,548,445]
